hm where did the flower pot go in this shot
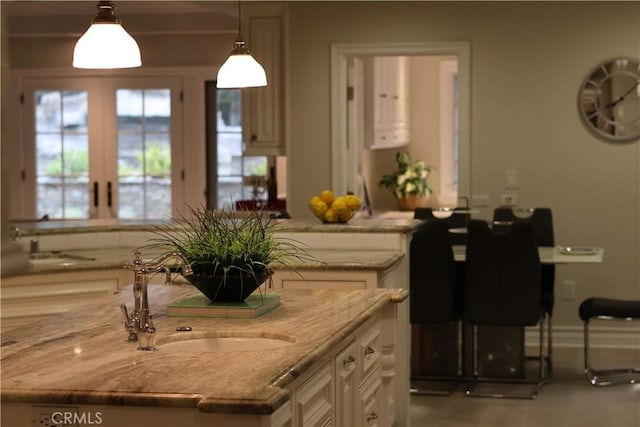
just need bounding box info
[183,269,272,302]
[396,195,428,211]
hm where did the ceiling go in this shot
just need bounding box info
[4,1,237,17]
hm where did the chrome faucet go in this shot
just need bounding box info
[121,250,193,351]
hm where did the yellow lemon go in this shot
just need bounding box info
[310,200,328,218]
[319,190,335,205]
[345,195,361,212]
[323,208,337,223]
[331,198,348,214]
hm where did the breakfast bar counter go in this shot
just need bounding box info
[1,285,408,426]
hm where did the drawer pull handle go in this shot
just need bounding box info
[366,412,378,423]
[364,346,376,357]
[343,355,356,369]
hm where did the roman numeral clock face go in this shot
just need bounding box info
[578,58,640,142]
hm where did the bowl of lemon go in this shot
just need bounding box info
[309,190,361,224]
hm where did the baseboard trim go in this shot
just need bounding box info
[526,325,640,349]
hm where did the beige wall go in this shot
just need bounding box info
[286,1,640,328]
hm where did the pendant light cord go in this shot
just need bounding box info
[237,0,242,38]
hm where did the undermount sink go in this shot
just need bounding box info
[29,251,96,264]
[156,331,296,353]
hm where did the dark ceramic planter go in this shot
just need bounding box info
[183,269,272,302]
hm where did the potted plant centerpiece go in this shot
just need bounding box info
[146,206,305,303]
[379,152,434,211]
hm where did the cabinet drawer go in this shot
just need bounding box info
[272,270,378,290]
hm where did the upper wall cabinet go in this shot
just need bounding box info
[370,56,410,149]
[242,4,287,156]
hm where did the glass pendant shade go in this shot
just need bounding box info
[73,2,141,69]
[216,38,267,88]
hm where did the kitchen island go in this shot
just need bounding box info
[1,284,408,427]
[3,216,418,425]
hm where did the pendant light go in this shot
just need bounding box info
[73,1,141,69]
[216,1,267,88]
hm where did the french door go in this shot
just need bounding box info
[22,76,183,220]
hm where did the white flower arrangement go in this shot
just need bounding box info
[379,152,433,198]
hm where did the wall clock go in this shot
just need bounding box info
[578,57,640,142]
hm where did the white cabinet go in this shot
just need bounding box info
[370,56,410,149]
[270,269,381,290]
[293,361,334,427]
[0,269,129,329]
[333,319,384,426]
[334,341,358,426]
[359,370,384,426]
[242,4,286,156]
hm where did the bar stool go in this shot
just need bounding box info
[578,297,640,386]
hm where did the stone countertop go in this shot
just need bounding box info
[1,285,407,414]
[24,248,404,275]
[12,216,420,237]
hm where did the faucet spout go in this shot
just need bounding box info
[122,250,192,351]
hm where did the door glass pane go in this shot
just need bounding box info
[35,90,89,219]
[117,88,172,219]
[217,89,243,209]
[215,89,268,209]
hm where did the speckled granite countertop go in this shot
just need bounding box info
[12,217,420,236]
[1,285,407,414]
[24,248,404,275]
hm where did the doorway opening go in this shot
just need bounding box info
[330,42,471,212]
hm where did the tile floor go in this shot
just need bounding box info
[410,347,640,427]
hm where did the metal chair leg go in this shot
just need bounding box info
[547,314,553,375]
[465,321,546,399]
[583,318,640,386]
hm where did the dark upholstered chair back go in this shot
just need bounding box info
[493,207,554,247]
[493,207,555,315]
[464,219,542,327]
[410,219,458,324]
[414,207,470,245]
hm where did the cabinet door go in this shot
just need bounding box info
[334,341,358,426]
[243,6,285,156]
[294,362,333,427]
[270,401,293,427]
[358,370,384,427]
[359,325,381,382]
[371,56,410,149]
[373,57,397,131]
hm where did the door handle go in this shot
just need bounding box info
[107,181,113,208]
[93,182,99,207]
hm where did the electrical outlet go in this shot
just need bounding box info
[563,280,576,300]
[32,406,79,427]
[499,193,517,206]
